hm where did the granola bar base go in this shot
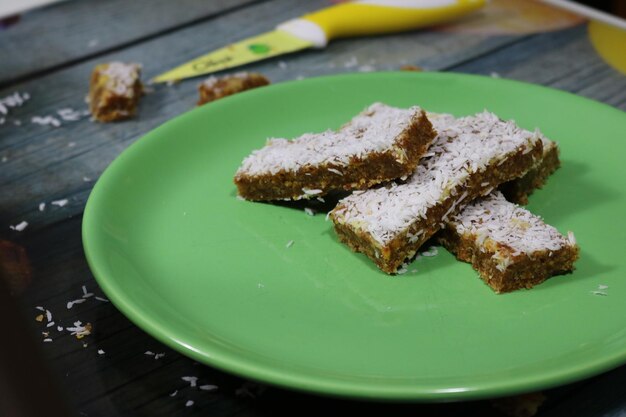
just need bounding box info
[438,226,579,293]
[333,142,543,274]
[89,64,142,122]
[500,144,560,205]
[235,111,436,201]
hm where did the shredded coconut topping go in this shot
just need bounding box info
[332,111,542,245]
[236,103,421,177]
[449,191,576,266]
[100,62,141,97]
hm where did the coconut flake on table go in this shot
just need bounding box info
[95,296,109,302]
[199,384,218,391]
[82,285,94,298]
[169,390,178,397]
[0,92,30,116]
[185,400,194,407]
[66,298,87,309]
[39,202,46,211]
[51,199,69,207]
[304,208,315,216]
[98,349,105,355]
[181,376,198,387]
[57,108,84,121]
[285,240,294,248]
[32,115,61,127]
[331,111,543,246]
[10,221,28,231]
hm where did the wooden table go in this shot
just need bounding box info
[1,1,625,416]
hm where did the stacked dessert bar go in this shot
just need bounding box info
[234,103,579,293]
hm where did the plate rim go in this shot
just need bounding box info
[82,71,626,401]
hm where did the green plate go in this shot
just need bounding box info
[83,72,626,401]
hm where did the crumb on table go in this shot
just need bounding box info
[197,72,269,105]
[88,62,143,122]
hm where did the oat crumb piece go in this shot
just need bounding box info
[400,64,423,71]
[198,72,269,105]
[35,314,44,322]
[89,62,143,122]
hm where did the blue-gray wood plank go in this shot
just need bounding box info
[0,0,528,232]
[0,0,263,85]
[3,0,626,416]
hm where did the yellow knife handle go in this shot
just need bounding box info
[277,0,485,47]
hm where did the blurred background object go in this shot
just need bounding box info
[0,0,64,19]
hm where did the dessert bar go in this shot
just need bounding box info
[439,191,579,293]
[330,111,543,273]
[234,103,436,201]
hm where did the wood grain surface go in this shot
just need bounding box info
[1,0,625,416]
